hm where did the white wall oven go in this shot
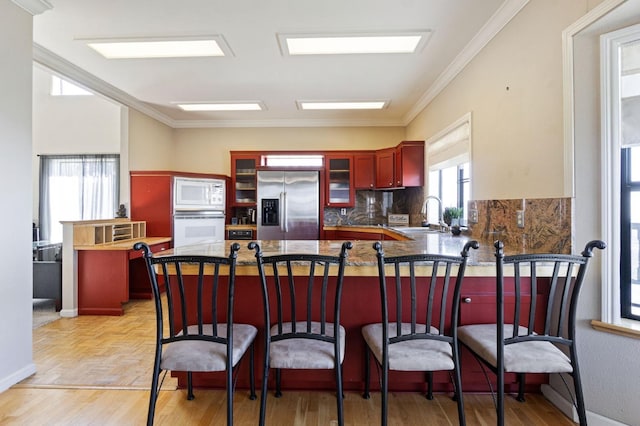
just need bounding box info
[173,177,226,247]
[173,211,225,247]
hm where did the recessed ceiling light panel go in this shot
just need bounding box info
[176,102,265,111]
[278,31,431,56]
[81,35,233,59]
[297,101,388,110]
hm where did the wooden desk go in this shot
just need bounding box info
[76,237,171,315]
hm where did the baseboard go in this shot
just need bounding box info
[542,384,628,426]
[59,308,78,318]
[0,363,37,393]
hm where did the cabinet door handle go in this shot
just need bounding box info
[462,297,472,303]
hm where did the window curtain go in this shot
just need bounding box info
[39,154,119,242]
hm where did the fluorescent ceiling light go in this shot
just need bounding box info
[298,101,387,110]
[84,36,231,59]
[177,103,264,111]
[280,32,429,55]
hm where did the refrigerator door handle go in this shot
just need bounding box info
[281,191,288,232]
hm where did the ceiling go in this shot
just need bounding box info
[30,0,524,128]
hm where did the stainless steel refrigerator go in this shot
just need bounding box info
[256,170,319,240]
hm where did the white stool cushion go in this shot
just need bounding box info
[362,322,454,371]
[161,323,257,372]
[457,324,572,373]
[269,321,345,369]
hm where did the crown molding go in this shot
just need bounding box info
[11,0,52,15]
[33,43,404,129]
[402,0,530,126]
[32,43,175,128]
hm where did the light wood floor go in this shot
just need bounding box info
[1,299,577,425]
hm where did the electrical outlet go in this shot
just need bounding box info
[340,208,347,216]
[469,209,478,223]
[516,210,525,228]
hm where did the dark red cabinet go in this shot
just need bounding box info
[375,141,424,188]
[130,172,173,237]
[375,148,396,188]
[395,141,425,187]
[354,153,375,189]
[231,153,260,206]
[325,155,354,207]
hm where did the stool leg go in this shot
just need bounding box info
[275,369,282,398]
[187,371,195,400]
[363,347,371,399]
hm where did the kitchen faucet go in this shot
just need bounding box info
[422,195,445,231]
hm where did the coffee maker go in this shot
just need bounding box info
[247,208,256,224]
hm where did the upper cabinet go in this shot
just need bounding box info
[130,172,173,237]
[354,153,375,190]
[374,142,424,189]
[394,141,425,188]
[228,143,423,209]
[231,153,260,206]
[375,148,396,189]
[325,155,354,207]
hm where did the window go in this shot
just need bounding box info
[39,155,119,243]
[621,147,640,320]
[428,163,470,221]
[425,113,471,223]
[50,75,92,96]
[263,154,324,168]
[601,24,640,324]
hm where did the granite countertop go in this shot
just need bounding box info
[156,232,494,266]
[135,227,564,278]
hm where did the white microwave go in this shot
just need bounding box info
[174,177,226,211]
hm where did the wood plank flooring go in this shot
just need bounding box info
[1,298,577,425]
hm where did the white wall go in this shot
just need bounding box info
[0,1,36,391]
[572,1,640,424]
[170,126,405,175]
[406,0,593,200]
[405,0,640,424]
[128,108,175,172]
[31,65,122,224]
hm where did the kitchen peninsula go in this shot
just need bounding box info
[149,231,554,393]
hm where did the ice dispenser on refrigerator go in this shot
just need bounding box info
[261,199,279,226]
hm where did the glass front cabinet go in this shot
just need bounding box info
[325,155,354,207]
[231,154,259,206]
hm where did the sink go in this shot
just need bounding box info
[391,226,441,234]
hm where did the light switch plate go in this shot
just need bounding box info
[516,210,525,228]
[469,209,478,223]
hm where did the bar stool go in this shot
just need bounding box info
[249,241,353,426]
[135,242,257,426]
[457,240,606,426]
[362,240,479,426]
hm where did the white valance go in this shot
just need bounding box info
[622,96,640,148]
[427,120,470,170]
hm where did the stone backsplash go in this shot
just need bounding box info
[466,198,572,253]
[324,191,572,254]
[324,187,425,226]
